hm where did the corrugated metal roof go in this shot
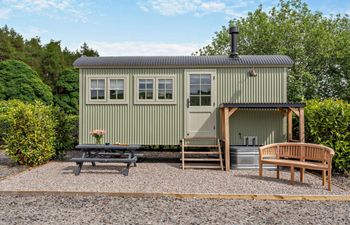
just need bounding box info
[73,55,294,68]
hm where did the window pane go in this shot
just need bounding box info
[166,80,173,90]
[110,80,117,89]
[190,85,200,95]
[98,80,105,89]
[116,80,124,90]
[165,90,173,99]
[201,75,211,85]
[91,80,97,89]
[139,79,146,89]
[190,96,200,106]
[110,90,117,99]
[158,90,165,99]
[201,96,211,106]
[91,90,97,99]
[146,91,153,99]
[146,80,153,89]
[98,90,105,99]
[158,79,165,90]
[190,75,200,84]
[201,85,211,95]
[139,91,145,99]
[117,90,124,99]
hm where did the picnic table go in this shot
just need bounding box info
[71,144,141,176]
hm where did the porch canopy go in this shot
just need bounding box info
[220,103,306,171]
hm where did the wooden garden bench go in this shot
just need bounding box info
[259,143,334,191]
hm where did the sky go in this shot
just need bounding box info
[0,0,349,56]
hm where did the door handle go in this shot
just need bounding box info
[186,98,190,108]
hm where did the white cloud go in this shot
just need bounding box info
[85,41,206,56]
[24,26,48,37]
[0,8,11,19]
[138,0,250,17]
[3,0,90,22]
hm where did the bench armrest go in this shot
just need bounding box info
[259,146,277,159]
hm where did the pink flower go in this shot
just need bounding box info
[89,129,106,137]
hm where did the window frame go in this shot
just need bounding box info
[156,77,175,103]
[108,76,128,104]
[134,75,176,105]
[86,76,129,105]
[87,77,107,103]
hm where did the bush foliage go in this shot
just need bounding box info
[54,69,79,114]
[305,99,350,173]
[0,60,53,104]
[1,100,56,166]
[54,107,79,159]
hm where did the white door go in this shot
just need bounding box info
[185,70,216,138]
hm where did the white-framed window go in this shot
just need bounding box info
[138,78,154,100]
[89,78,106,101]
[134,75,176,104]
[189,74,211,106]
[109,78,126,102]
[157,78,174,101]
[86,76,128,104]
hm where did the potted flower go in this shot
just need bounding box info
[89,129,106,144]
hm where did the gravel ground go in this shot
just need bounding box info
[332,173,350,191]
[0,150,27,180]
[0,194,349,225]
[0,162,348,195]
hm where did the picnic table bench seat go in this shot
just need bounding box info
[72,144,141,176]
[259,142,334,191]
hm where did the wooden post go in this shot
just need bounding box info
[220,108,225,140]
[224,107,230,172]
[287,109,293,141]
[299,108,305,142]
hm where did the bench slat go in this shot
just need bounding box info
[261,159,327,170]
[71,157,137,163]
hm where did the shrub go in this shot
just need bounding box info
[54,69,79,114]
[3,100,56,166]
[0,60,53,104]
[305,99,350,173]
[53,107,79,159]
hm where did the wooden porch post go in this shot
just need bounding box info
[224,107,230,171]
[220,108,225,140]
[287,109,293,142]
[299,108,305,142]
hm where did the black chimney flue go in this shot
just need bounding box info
[229,26,239,58]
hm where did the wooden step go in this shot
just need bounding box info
[181,158,221,161]
[183,145,219,148]
[183,164,222,169]
[183,151,220,155]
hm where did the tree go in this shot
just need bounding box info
[23,37,44,75]
[78,42,99,57]
[196,0,350,102]
[41,40,65,86]
[54,69,79,114]
[0,60,53,104]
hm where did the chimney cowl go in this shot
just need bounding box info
[229,26,239,34]
[229,26,239,58]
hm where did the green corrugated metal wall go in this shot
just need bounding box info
[216,67,287,145]
[79,67,287,145]
[80,68,185,145]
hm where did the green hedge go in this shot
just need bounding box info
[54,107,79,159]
[1,100,56,166]
[305,99,350,173]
